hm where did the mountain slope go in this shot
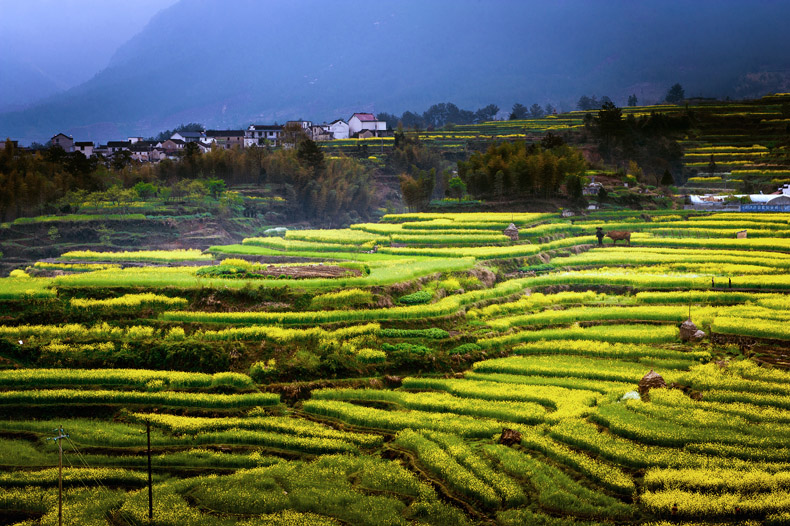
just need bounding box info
[3,0,790,144]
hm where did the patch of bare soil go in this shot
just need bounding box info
[256,265,361,279]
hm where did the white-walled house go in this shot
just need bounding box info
[170,131,205,143]
[327,119,349,139]
[74,141,94,157]
[348,113,387,137]
[245,124,284,147]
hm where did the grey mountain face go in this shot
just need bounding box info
[2,0,790,144]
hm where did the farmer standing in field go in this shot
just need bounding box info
[596,227,605,246]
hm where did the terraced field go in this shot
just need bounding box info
[2,210,790,525]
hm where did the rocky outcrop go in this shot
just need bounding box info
[638,370,666,398]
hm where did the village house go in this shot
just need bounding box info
[93,144,109,157]
[245,124,284,147]
[309,125,333,142]
[170,131,205,143]
[327,119,349,139]
[582,176,603,196]
[130,141,165,163]
[106,141,131,154]
[348,113,387,137]
[74,141,94,157]
[159,138,185,153]
[286,120,312,131]
[51,133,74,152]
[197,142,212,154]
[205,130,245,149]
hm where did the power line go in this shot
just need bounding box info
[65,437,136,526]
[46,426,68,526]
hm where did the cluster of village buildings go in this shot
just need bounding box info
[42,113,389,163]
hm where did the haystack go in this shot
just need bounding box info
[638,370,666,397]
[498,428,522,446]
[680,318,705,342]
[503,223,519,241]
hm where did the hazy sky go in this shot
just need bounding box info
[0,0,178,89]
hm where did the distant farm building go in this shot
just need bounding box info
[348,113,387,138]
[51,133,74,152]
[583,177,603,196]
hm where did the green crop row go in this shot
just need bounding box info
[401,377,599,422]
[0,277,56,299]
[394,430,512,508]
[128,411,381,447]
[712,316,790,341]
[160,276,535,325]
[60,248,212,261]
[70,292,188,309]
[0,368,253,390]
[0,467,151,488]
[514,339,710,363]
[380,327,449,339]
[477,324,679,349]
[486,305,711,331]
[301,399,505,438]
[0,389,279,408]
[471,355,676,384]
[484,444,634,518]
[311,388,546,424]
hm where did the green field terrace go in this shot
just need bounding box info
[2,210,790,524]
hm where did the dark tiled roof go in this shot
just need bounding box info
[206,130,245,137]
[249,124,283,131]
[107,141,130,147]
[51,133,72,139]
[174,131,205,138]
[74,141,94,147]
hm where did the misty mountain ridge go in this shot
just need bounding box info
[3,0,790,144]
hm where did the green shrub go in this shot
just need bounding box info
[398,290,432,305]
[381,343,432,357]
[210,372,254,390]
[356,348,386,363]
[249,359,277,383]
[380,328,449,339]
[449,342,481,354]
[311,288,373,309]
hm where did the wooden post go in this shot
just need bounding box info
[147,420,153,522]
[58,437,63,526]
[48,427,68,526]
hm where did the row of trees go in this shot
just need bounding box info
[377,102,501,130]
[577,84,685,111]
[508,103,556,120]
[586,102,688,184]
[0,137,376,225]
[378,101,562,129]
[457,138,587,199]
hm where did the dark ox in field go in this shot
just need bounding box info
[606,231,631,245]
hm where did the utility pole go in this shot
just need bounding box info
[147,420,153,522]
[47,426,69,526]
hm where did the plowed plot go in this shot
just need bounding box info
[257,264,360,279]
